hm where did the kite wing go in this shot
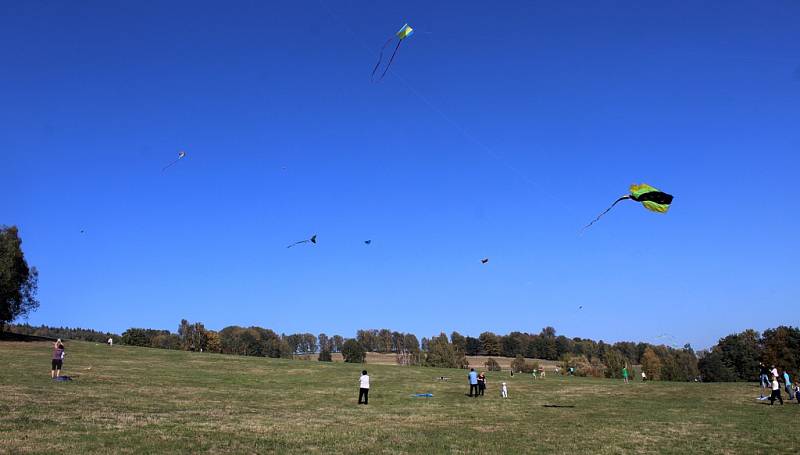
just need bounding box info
[629,183,673,213]
[396,23,413,40]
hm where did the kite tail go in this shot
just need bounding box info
[287,240,309,248]
[161,159,180,172]
[581,196,631,231]
[378,40,403,81]
[370,37,395,82]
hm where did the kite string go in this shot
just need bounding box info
[162,159,180,172]
[319,2,582,220]
[319,1,586,232]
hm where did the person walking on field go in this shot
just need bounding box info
[358,370,369,405]
[477,372,486,396]
[769,375,784,405]
[51,339,65,379]
[622,366,629,384]
[468,368,479,397]
[783,370,794,400]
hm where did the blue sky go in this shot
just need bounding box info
[3,1,798,349]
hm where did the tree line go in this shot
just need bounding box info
[5,320,798,383]
[697,326,799,381]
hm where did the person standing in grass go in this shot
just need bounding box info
[358,370,369,405]
[769,375,784,405]
[468,368,478,397]
[782,370,793,400]
[758,362,770,400]
[477,372,486,396]
[622,366,629,384]
[51,339,65,379]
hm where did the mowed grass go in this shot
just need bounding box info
[1,341,798,454]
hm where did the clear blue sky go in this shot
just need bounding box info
[3,1,798,349]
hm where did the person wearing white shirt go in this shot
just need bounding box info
[358,370,370,405]
[769,376,784,405]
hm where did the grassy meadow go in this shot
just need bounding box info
[1,340,798,454]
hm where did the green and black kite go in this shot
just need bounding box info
[583,183,673,230]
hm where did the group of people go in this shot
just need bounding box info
[759,362,799,405]
[467,368,489,396]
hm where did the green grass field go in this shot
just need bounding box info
[1,341,797,454]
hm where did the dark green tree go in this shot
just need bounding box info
[425,333,465,368]
[450,331,467,353]
[465,336,481,355]
[479,332,502,356]
[698,351,737,382]
[762,326,800,374]
[0,226,39,332]
[342,339,366,363]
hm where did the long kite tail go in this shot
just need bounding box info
[371,37,395,82]
[286,240,309,248]
[581,196,631,231]
[377,39,403,81]
[161,159,180,172]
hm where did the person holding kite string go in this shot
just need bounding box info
[51,339,65,379]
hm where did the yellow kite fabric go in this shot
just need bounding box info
[396,24,413,40]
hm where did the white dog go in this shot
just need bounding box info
[501,382,508,398]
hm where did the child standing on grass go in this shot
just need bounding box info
[769,375,784,405]
[358,370,369,405]
[477,372,486,396]
[622,366,629,384]
[51,339,65,379]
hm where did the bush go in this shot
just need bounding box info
[485,358,501,371]
[511,355,536,373]
[318,349,332,362]
[342,339,366,363]
[564,354,606,378]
